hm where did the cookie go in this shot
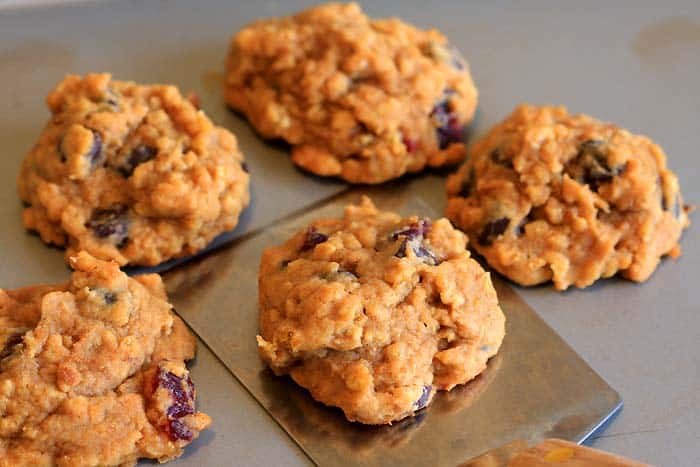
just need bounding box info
[224,2,478,184]
[257,197,504,424]
[446,104,691,290]
[0,252,210,466]
[18,73,250,266]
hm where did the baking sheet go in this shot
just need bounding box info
[1,1,698,465]
[163,186,621,466]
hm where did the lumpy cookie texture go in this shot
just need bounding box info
[18,73,250,266]
[224,2,478,184]
[257,197,504,424]
[446,104,690,290]
[0,252,211,466]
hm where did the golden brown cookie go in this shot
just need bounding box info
[0,252,210,466]
[257,197,504,424]
[224,2,478,184]
[446,104,690,290]
[18,73,250,266]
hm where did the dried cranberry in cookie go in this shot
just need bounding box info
[257,197,504,424]
[224,2,478,183]
[446,104,691,290]
[0,252,210,465]
[18,73,250,266]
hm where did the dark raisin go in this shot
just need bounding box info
[86,130,103,166]
[458,168,475,197]
[103,291,118,305]
[241,161,249,173]
[391,219,432,241]
[86,207,129,246]
[402,135,418,153]
[155,369,197,442]
[280,259,291,269]
[490,148,513,168]
[566,139,626,191]
[477,217,510,246]
[119,145,157,176]
[392,220,439,265]
[0,333,23,360]
[301,227,328,251]
[414,385,432,410]
[431,90,463,149]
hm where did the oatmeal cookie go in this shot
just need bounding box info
[257,197,504,424]
[0,252,211,466]
[446,104,690,290]
[224,2,478,184]
[18,73,250,266]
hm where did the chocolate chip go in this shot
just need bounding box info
[477,217,510,246]
[566,139,626,191]
[431,90,463,149]
[301,227,328,251]
[414,385,432,410]
[86,206,129,246]
[119,144,157,176]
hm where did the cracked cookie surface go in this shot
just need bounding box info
[257,197,504,424]
[446,104,690,290]
[224,2,477,184]
[0,252,210,466]
[18,73,250,266]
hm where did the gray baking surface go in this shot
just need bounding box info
[0,0,698,466]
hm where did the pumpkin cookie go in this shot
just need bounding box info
[0,252,210,466]
[224,2,477,184]
[18,73,250,266]
[257,197,504,424]
[446,104,690,290]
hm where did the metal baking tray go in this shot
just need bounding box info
[164,185,622,466]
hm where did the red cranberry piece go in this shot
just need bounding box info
[301,227,328,251]
[402,135,418,153]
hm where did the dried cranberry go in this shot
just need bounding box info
[391,219,432,241]
[301,227,328,251]
[477,217,510,246]
[402,135,418,153]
